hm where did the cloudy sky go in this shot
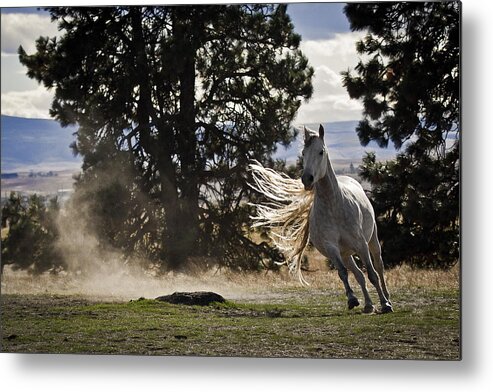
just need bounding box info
[0,3,365,123]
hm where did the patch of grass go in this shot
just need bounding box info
[1,287,460,359]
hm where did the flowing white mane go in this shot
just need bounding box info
[247,161,314,285]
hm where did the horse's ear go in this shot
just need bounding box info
[319,124,325,140]
[304,126,310,141]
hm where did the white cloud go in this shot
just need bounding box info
[1,12,59,55]
[295,31,366,124]
[0,13,366,124]
[1,85,54,119]
[1,12,58,118]
[314,65,342,89]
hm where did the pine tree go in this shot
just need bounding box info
[1,193,64,274]
[342,2,460,268]
[19,5,313,271]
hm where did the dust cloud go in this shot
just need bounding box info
[1,187,303,301]
[0,262,306,303]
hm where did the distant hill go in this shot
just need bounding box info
[1,115,82,172]
[1,116,400,174]
[273,120,399,163]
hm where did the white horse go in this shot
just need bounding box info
[249,124,393,313]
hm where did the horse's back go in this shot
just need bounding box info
[337,176,367,200]
[337,175,375,239]
[337,175,362,188]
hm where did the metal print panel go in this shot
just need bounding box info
[1,2,460,359]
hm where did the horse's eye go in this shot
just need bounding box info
[319,150,324,156]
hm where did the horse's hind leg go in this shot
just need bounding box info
[357,242,393,313]
[343,255,375,313]
[369,224,391,302]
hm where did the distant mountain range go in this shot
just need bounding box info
[1,115,82,172]
[1,115,400,173]
[273,121,399,163]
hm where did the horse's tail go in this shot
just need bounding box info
[247,161,314,285]
[292,216,310,286]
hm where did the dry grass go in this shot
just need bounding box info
[1,260,459,303]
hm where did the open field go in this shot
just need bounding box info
[1,265,460,359]
[1,170,79,197]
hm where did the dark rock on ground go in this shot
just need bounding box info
[155,291,226,306]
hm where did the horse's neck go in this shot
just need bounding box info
[314,159,342,206]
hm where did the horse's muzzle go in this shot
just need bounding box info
[301,173,314,190]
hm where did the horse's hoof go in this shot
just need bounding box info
[348,297,360,310]
[363,304,375,314]
[381,303,394,313]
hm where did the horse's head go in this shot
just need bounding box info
[301,124,327,191]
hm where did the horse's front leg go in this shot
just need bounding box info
[337,265,360,310]
[343,254,376,313]
[324,245,360,311]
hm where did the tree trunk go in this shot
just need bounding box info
[165,12,200,270]
[130,8,196,271]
